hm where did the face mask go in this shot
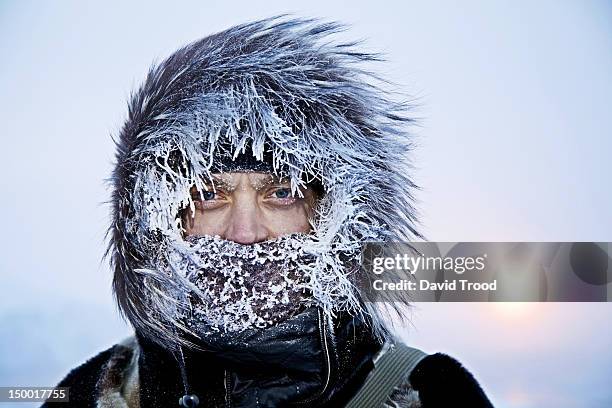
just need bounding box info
[137,224,366,351]
[164,233,315,334]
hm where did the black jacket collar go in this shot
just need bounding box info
[137,307,383,407]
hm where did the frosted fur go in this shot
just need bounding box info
[108,15,421,351]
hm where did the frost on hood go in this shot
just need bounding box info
[109,16,420,352]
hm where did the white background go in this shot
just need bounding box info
[1,1,611,407]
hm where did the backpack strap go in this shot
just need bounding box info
[345,342,427,408]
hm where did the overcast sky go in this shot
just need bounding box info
[1,1,611,407]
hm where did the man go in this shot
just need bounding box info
[46,16,493,407]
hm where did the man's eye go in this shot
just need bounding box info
[274,188,291,199]
[202,191,216,200]
[193,191,216,201]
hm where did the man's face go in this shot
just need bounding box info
[182,172,317,243]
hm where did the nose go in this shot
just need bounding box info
[223,199,268,244]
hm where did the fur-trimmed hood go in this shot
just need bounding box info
[108,15,421,351]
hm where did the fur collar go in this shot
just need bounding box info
[96,337,140,408]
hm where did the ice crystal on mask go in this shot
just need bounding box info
[170,235,312,332]
[142,232,366,340]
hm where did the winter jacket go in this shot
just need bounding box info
[43,308,494,407]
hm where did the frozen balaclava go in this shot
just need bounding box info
[177,234,311,333]
[108,16,420,356]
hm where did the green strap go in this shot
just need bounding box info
[345,343,427,408]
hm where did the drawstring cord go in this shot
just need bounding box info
[177,342,200,407]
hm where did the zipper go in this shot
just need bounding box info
[294,308,332,404]
[224,369,232,408]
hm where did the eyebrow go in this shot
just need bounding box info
[251,174,279,189]
[193,174,238,193]
[209,176,236,192]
